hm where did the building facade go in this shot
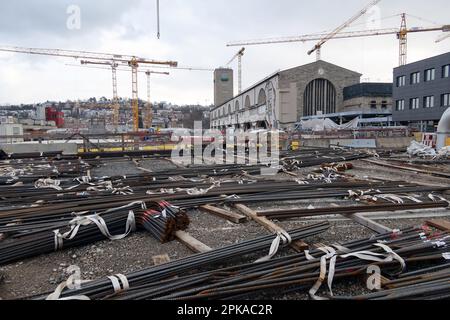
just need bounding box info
[214,68,234,108]
[211,60,363,130]
[392,52,450,131]
[343,83,393,113]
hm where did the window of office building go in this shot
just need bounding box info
[396,75,406,87]
[370,101,377,109]
[443,65,450,78]
[410,97,420,109]
[424,96,434,108]
[396,100,405,111]
[410,72,420,84]
[381,101,388,109]
[424,68,435,82]
[442,93,450,107]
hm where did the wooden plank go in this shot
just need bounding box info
[200,205,247,224]
[344,213,392,234]
[234,204,284,234]
[290,240,309,252]
[234,204,309,252]
[175,231,212,253]
[313,243,327,249]
[426,219,450,231]
[152,254,171,266]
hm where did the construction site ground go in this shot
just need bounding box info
[0,156,449,300]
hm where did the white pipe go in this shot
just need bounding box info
[436,107,450,150]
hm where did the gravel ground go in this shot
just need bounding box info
[0,157,449,300]
[350,160,450,186]
[91,159,142,177]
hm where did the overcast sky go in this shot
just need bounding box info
[0,0,449,105]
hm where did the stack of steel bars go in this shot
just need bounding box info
[27,225,450,300]
[30,222,330,300]
[0,200,189,266]
[7,178,449,211]
[334,258,450,300]
[138,201,190,243]
[257,202,450,220]
[109,226,449,300]
[0,178,448,236]
[0,157,93,185]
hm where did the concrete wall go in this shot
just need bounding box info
[343,96,393,112]
[300,137,414,149]
[0,143,78,155]
[377,137,415,149]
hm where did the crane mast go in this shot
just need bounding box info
[144,70,169,129]
[227,47,245,94]
[111,64,119,127]
[398,13,408,66]
[130,59,140,132]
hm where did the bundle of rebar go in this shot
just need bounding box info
[138,201,189,243]
[0,200,190,265]
[30,222,330,300]
[0,157,93,184]
[257,201,450,220]
[333,267,450,300]
[62,226,448,301]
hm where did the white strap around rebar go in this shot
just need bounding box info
[46,275,90,301]
[255,230,292,263]
[307,242,406,300]
[53,210,136,251]
[107,274,130,294]
[34,178,63,191]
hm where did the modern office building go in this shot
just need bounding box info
[392,52,450,131]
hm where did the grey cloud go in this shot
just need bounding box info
[0,0,141,41]
[0,0,449,105]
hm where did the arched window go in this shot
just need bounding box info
[227,104,231,115]
[303,78,336,116]
[235,101,240,112]
[245,95,251,109]
[257,89,267,106]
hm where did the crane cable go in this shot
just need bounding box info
[156,0,160,39]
